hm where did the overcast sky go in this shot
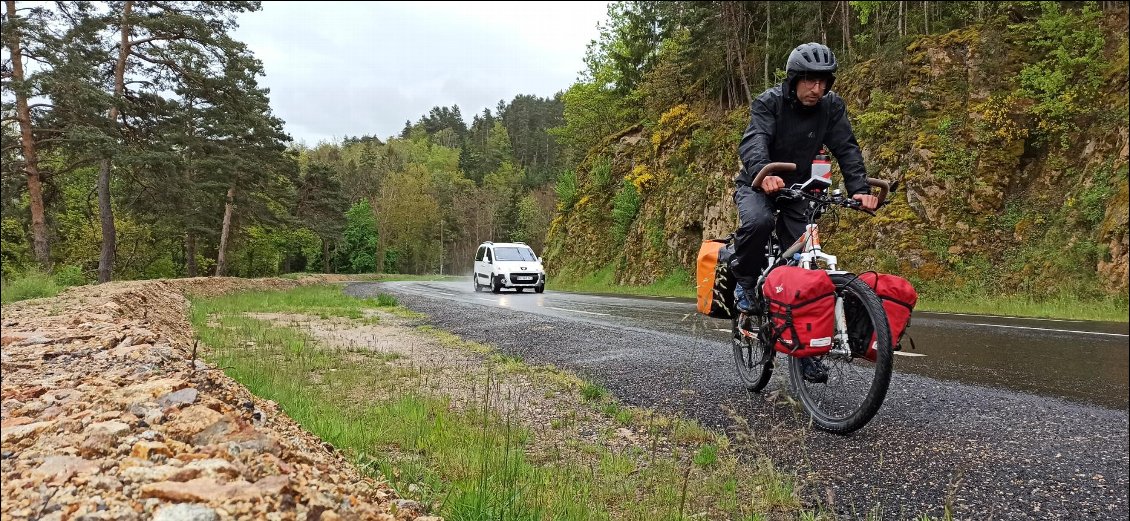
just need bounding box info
[232,1,611,146]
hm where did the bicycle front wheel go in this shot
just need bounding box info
[732,312,774,392]
[789,273,893,434]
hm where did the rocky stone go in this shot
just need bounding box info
[86,420,131,438]
[31,455,100,482]
[79,433,118,458]
[164,406,225,441]
[157,388,199,410]
[178,458,242,481]
[131,440,173,460]
[140,477,254,502]
[1,420,54,444]
[152,503,218,521]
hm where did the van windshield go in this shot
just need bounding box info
[494,247,537,262]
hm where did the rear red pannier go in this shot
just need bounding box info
[762,266,836,357]
[858,272,918,361]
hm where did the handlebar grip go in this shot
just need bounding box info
[867,178,890,206]
[751,162,797,190]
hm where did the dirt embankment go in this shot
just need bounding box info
[1,276,439,521]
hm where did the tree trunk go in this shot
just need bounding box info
[322,238,331,274]
[215,185,235,276]
[733,5,753,107]
[924,1,929,34]
[97,0,134,283]
[763,3,771,88]
[818,2,827,44]
[185,232,198,277]
[875,3,882,49]
[899,1,905,37]
[96,159,116,282]
[4,0,50,270]
[843,1,852,61]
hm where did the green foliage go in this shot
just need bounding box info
[694,444,719,467]
[589,156,614,189]
[854,89,904,141]
[555,170,580,211]
[0,218,30,279]
[611,180,641,242]
[338,200,379,273]
[580,382,606,402]
[1012,3,1106,142]
[512,189,555,252]
[933,117,979,180]
[1074,162,1117,228]
[551,82,635,164]
[228,225,287,277]
[51,264,87,287]
[1,270,61,305]
[646,217,665,251]
[376,293,399,307]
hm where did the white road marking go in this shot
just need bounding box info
[929,311,1083,323]
[547,307,611,316]
[968,322,1128,338]
[894,352,927,357]
[714,328,731,333]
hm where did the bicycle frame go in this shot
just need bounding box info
[783,223,838,271]
[749,197,853,357]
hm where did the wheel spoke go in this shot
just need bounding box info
[789,274,893,434]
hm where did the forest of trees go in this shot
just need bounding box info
[3,1,1126,289]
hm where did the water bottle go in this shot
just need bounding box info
[811,149,832,189]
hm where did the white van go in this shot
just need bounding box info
[473,241,546,293]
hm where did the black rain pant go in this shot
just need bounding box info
[729,184,810,291]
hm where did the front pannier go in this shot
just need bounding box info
[696,238,737,319]
[762,267,836,357]
[857,272,918,361]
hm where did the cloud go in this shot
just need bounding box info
[233,1,609,145]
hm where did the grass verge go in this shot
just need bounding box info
[281,272,467,283]
[914,290,1128,323]
[189,284,816,520]
[0,267,86,305]
[550,264,695,299]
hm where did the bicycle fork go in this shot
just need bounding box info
[832,295,852,357]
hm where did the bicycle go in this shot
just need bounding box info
[731,162,896,434]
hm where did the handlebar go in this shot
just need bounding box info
[750,162,797,191]
[750,162,895,209]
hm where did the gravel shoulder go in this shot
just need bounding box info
[353,281,1130,520]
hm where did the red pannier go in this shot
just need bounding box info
[858,272,918,361]
[763,266,836,357]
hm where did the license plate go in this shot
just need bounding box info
[516,276,532,281]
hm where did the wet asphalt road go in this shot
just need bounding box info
[346,280,1129,520]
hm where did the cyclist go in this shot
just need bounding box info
[731,42,878,382]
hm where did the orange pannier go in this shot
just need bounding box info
[696,238,736,318]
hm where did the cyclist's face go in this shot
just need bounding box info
[797,75,829,106]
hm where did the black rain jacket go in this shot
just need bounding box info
[735,80,869,195]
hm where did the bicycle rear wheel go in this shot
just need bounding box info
[732,312,774,392]
[789,273,893,434]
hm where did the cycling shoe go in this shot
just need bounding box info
[734,284,758,314]
[800,357,829,384]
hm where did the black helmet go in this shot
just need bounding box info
[786,42,838,74]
